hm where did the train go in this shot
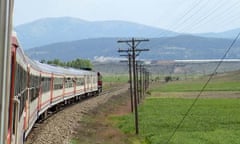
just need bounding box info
[6,32,103,144]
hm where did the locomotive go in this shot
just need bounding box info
[7,32,103,144]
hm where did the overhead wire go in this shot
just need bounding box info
[151,0,240,35]
[144,0,211,53]
[183,0,236,33]
[165,31,240,144]
[198,0,240,31]
[143,0,240,57]
[172,0,212,33]
[180,1,228,32]
[218,10,240,31]
[158,0,202,36]
[158,0,207,37]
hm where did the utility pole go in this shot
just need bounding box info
[136,62,143,103]
[0,0,14,143]
[120,54,133,113]
[136,62,139,104]
[139,64,143,100]
[118,38,149,135]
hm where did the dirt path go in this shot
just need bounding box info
[73,89,132,144]
[26,84,129,144]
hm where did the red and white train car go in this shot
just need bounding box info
[7,33,102,144]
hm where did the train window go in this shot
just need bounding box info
[76,78,84,86]
[19,90,27,121]
[54,78,63,90]
[87,76,90,84]
[42,77,51,93]
[65,77,73,88]
[14,64,27,96]
[29,74,41,102]
[30,75,40,87]
[85,76,89,84]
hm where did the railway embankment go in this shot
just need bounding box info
[26,84,129,144]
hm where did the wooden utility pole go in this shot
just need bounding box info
[136,62,139,104]
[118,38,149,134]
[120,54,134,113]
[139,64,143,100]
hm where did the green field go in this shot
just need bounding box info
[154,81,240,92]
[114,71,240,144]
[102,74,129,90]
[115,98,240,144]
[102,74,129,83]
[151,72,240,92]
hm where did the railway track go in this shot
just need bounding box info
[25,84,129,144]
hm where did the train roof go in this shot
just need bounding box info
[13,31,96,76]
[34,61,95,76]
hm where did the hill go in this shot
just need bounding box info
[199,28,240,39]
[25,35,240,61]
[15,17,178,49]
[15,17,240,50]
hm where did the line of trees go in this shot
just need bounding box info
[40,58,92,70]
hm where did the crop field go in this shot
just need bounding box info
[102,74,129,90]
[103,74,129,83]
[114,71,240,144]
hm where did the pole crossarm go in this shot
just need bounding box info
[128,48,150,52]
[120,54,131,57]
[118,49,130,53]
[117,39,149,43]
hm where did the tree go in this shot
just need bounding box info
[40,59,46,63]
[44,58,92,70]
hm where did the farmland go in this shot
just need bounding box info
[114,71,240,144]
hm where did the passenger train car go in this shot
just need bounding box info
[7,33,102,144]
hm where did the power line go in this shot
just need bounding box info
[171,0,211,33]
[183,0,231,33]
[198,1,240,30]
[158,0,202,36]
[165,31,240,144]
[159,0,240,35]
[163,0,211,36]
[141,0,206,38]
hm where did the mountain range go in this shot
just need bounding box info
[15,17,178,49]
[25,35,240,61]
[15,17,240,50]
[14,17,240,61]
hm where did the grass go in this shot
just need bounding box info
[101,74,129,91]
[114,72,240,144]
[115,98,240,144]
[151,75,240,92]
[70,139,79,144]
[103,74,129,83]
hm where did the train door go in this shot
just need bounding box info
[83,75,86,93]
[38,73,42,113]
[73,77,77,95]
[25,66,30,132]
[11,98,20,144]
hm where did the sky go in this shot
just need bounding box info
[14,0,240,33]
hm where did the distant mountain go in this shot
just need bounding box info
[25,35,240,61]
[15,17,178,49]
[199,28,240,39]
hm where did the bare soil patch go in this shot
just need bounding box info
[73,91,132,144]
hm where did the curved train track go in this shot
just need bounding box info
[26,84,129,144]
